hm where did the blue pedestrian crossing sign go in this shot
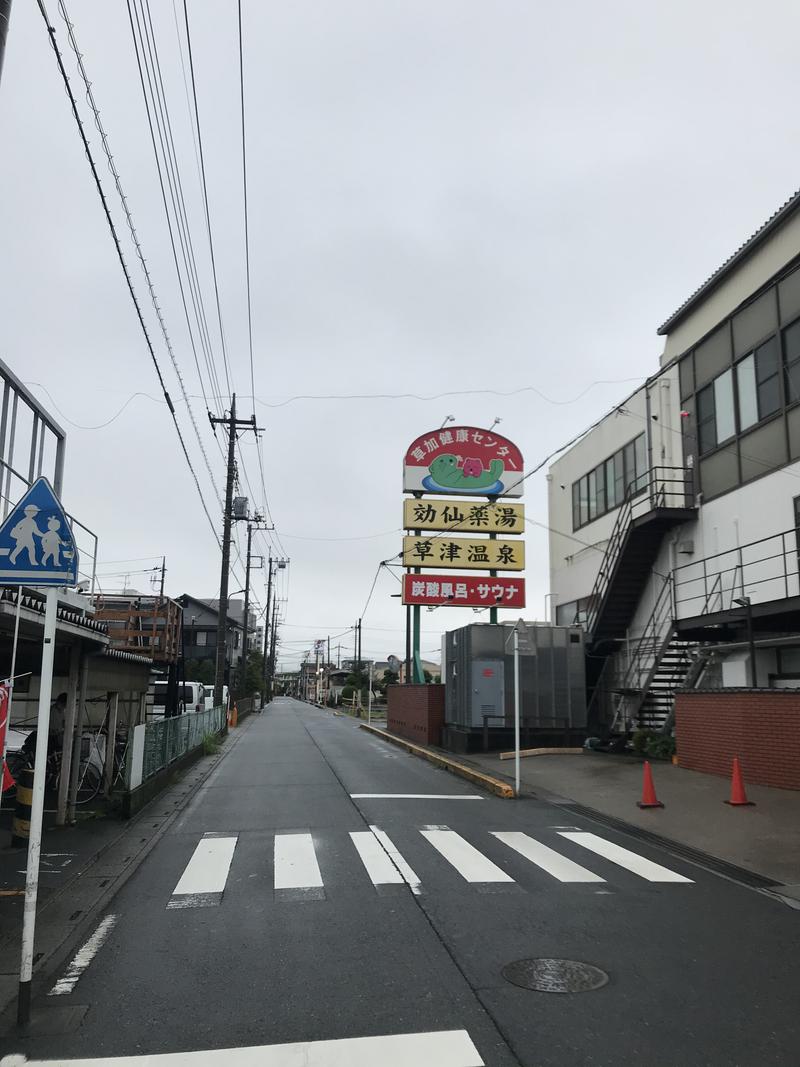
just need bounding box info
[0,477,79,586]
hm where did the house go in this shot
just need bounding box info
[548,189,800,759]
[177,595,244,686]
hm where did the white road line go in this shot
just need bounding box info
[421,829,514,884]
[558,831,694,883]
[369,825,422,894]
[168,835,238,907]
[48,915,118,996]
[350,832,405,885]
[0,1028,484,1066]
[350,794,483,800]
[491,832,606,883]
[274,833,324,890]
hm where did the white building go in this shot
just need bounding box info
[548,189,800,733]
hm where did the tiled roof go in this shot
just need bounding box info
[0,587,107,635]
[657,188,800,336]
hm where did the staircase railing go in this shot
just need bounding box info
[617,572,675,710]
[580,465,694,635]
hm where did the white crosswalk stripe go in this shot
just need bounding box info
[167,834,238,909]
[350,831,406,885]
[491,831,605,883]
[368,825,422,893]
[558,831,694,883]
[274,832,325,897]
[165,828,694,906]
[420,828,514,883]
[0,1028,485,1066]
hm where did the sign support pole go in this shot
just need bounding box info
[368,661,373,725]
[17,586,59,1027]
[513,623,521,797]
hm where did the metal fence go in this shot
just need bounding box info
[673,527,800,617]
[142,705,226,782]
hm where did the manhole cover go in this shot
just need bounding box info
[501,957,609,993]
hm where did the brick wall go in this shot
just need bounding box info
[675,690,800,790]
[387,684,445,746]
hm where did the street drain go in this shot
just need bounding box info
[501,958,609,994]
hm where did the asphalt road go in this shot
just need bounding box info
[4,698,800,1066]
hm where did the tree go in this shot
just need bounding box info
[240,650,265,698]
[184,658,215,686]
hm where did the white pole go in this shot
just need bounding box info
[18,586,59,1026]
[514,626,521,797]
[368,661,373,725]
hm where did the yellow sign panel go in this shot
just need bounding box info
[402,535,525,571]
[403,498,524,534]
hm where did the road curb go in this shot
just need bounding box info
[358,723,514,798]
[0,711,260,1025]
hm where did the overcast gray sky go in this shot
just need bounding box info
[2,0,800,669]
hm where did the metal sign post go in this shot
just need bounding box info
[0,477,79,1028]
[368,661,373,725]
[504,619,530,798]
[513,625,521,796]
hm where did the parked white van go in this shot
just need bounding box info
[151,681,208,718]
[204,685,229,713]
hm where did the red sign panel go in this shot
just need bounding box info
[403,426,524,497]
[402,573,525,608]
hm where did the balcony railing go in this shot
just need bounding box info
[582,466,694,634]
[673,528,800,617]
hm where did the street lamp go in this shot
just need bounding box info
[733,597,757,687]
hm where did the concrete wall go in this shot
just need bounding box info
[547,366,682,616]
[675,690,800,789]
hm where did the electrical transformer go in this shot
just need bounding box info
[441,622,586,753]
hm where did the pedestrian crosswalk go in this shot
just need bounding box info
[166,825,694,909]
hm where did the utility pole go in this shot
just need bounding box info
[241,515,269,699]
[0,0,12,90]
[262,554,273,698]
[159,555,165,599]
[209,395,260,709]
[262,555,288,702]
[267,598,278,700]
[241,523,254,699]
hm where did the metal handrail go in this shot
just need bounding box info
[674,527,799,615]
[579,466,693,634]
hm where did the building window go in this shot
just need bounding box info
[784,320,800,404]
[697,369,735,454]
[736,336,780,432]
[571,433,646,530]
[195,631,207,646]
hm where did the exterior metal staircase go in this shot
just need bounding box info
[601,575,698,731]
[581,466,695,649]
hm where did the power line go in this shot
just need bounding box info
[237,0,256,422]
[37,0,221,548]
[59,0,222,506]
[181,0,233,397]
[245,379,644,409]
[125,0,225,424]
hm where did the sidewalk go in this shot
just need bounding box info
[466,749,800,889]
[0,723,246,1021]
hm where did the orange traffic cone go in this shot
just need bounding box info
[637,760,664,809]
[230,703,238,728]
[725,757,755,806]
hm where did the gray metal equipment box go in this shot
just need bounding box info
[444,622,586,733]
